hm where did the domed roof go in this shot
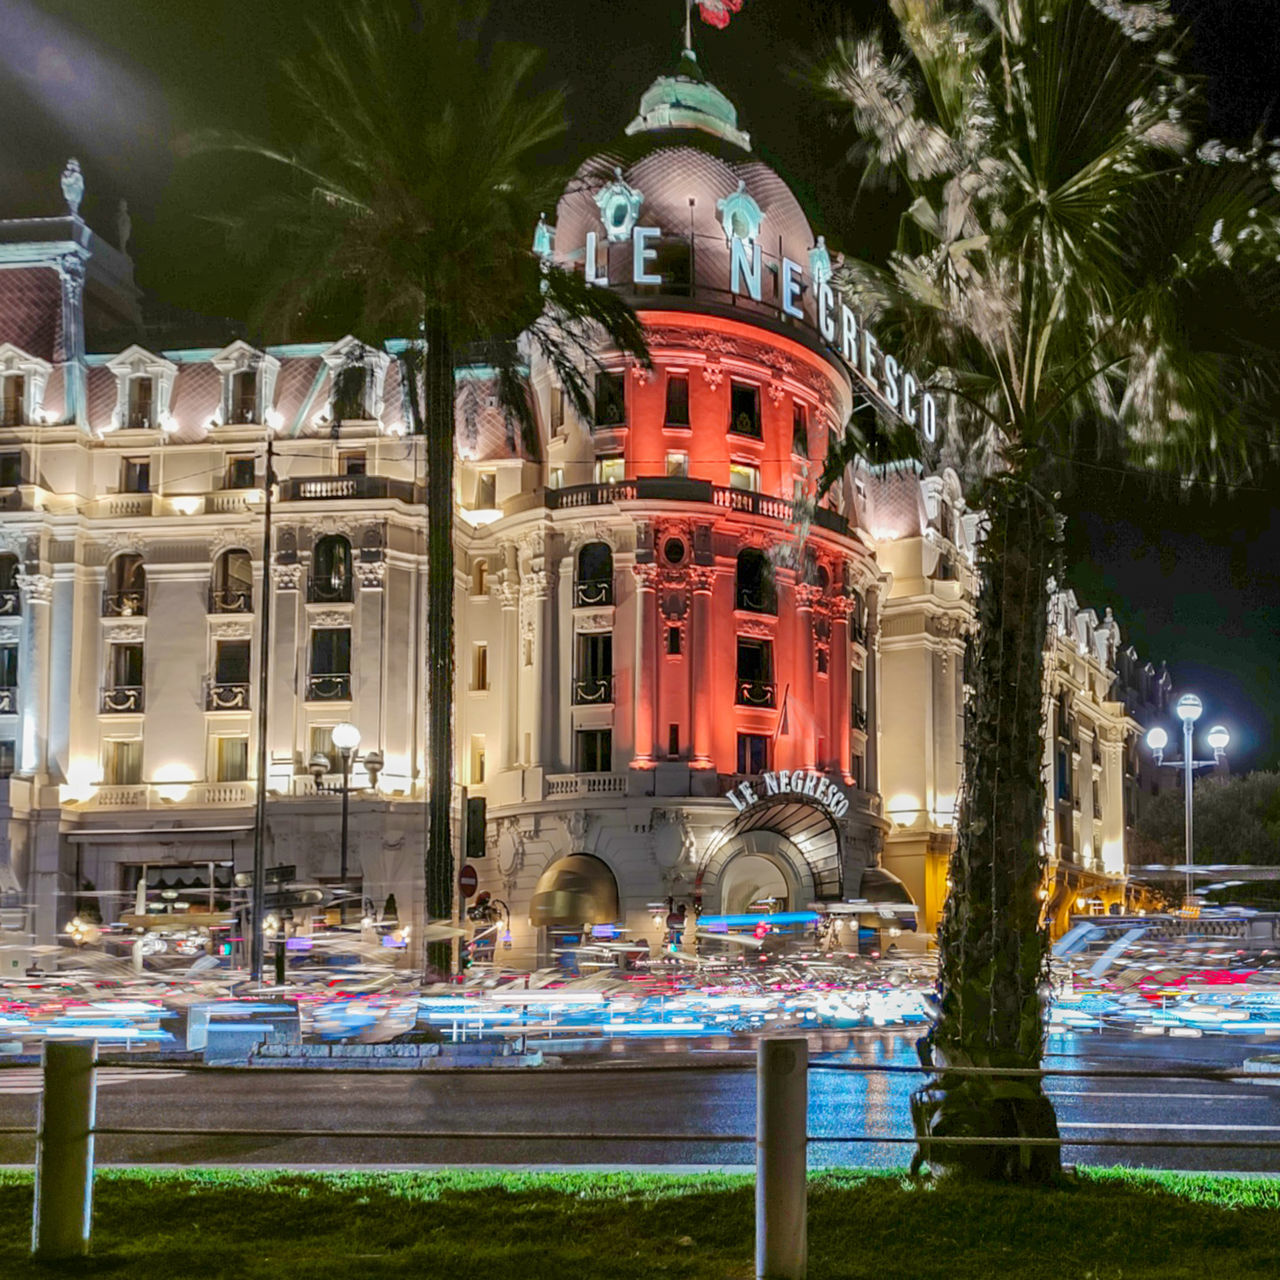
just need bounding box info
[553,59,818,302]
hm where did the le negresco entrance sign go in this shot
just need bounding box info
[725,770,850,819]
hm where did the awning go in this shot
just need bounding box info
[849,866,918,931]
[530,855,620,929]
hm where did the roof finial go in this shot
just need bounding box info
[61,158,84,217]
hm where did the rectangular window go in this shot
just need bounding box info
[310,627,351,675]
[225,455,256,489]
[737,733,769,775]
[215,736,249,782]
[549,386,564,431]
[472,643,489,691]
[548,467,564,490]
[126,377,153,430]
[728,462,759,492]
[309,725,339,774]
[668,724,680,758]
[230,370,256,423]
[736,638,772,682]
[340,450,367,477]
[0,739,14,778]
[332,366,366,421]
[0,452,20,488]
[792,402,809,456]
[110,643,144,689]
[575,728,612,774]
[729,382,761,437]
[0,644,17,688]
[471,734,487,785]
[666,625,682,656]
[122,457,150,494]
[595,455,625,485]
[0,376,23,427]
[665,451,688,478]
[475,471,497,508]
[574,632,613,704]
[215,639,251,686]
[593,371,626,427]
[850,752,864,790]
[104,739,143,786]
[665,374,690,427]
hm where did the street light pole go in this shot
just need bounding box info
[249,432,275,985]
[1183,710,1195,906]
[339,746,351,883]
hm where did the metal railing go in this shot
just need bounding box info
[736,678,776,708]
[206,682,250,711]
[100,685,144,714]
[573,577,613,607]
[306,673,351,702]
[102,590,146,618]
[572,675,614,705]
[208,587,253,614]
[0,686,15,714]
[13,1043,1280,1271]
[0,588,20,616]
[280,475,419,504]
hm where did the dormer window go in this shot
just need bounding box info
[332,366,368,422]
[230,370,256,424]
[0,375,24,428]
[126,377,154,430]
[318,336,389,430]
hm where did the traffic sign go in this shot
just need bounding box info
[459,864,479,898]
[266,864,296,885]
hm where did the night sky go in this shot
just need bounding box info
[3,0,1278,766]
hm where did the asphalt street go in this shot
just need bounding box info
[2,1031,1279,1171]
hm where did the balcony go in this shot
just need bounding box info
[102,590,146,618]
[0,687,15,715]
[85,781,255,809]
[280,475,419,503]
[0,590,20,617]
[101,686,144,714]
[207,682,251,711]
[306,673,351,702]
[735,586,777,615]
[574,577,613,608]
[546,772,629,798]
[307,577,353,605]
[546,477,851,538]
[208,587,253,614]
[572,675,614,706]
[735,678,776,708]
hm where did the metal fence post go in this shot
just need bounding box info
[756,1036,807,1280]
[32,1039,97,1260]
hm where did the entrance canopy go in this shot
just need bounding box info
[703,800,843,900]
[842,866,918,930]
[530,855,620,928]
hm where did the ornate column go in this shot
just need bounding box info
[865,583,882,795]
[497,571,520,769]
[830,596,851,779]
[690,567,715,769]
[795,584,822,770]
[521,566,549,768]
[16,572,52,777]
[632,563,659,767]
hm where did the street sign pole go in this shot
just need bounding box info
[249,432,275,986]
[453,786,466,976]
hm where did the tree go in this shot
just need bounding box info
[818,0,1280,1181]
[1136,772,1280,906]
[205,0,647,979]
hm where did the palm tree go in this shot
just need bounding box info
[818,0,1280,1181]
[205,0,647,979]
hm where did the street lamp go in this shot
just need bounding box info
[309,722,383,884]
[1145,694,1229,911]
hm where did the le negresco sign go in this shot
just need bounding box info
[725,769,850,819]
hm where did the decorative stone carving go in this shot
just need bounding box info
[61,159,85,215]
[630,362,653,385]
[102,532,143,558]
[632,562,660,589]
[574,608,614,633]
[660,590,688,622]
[309,610,352,628]
[356,559,386,589]
[736,615,775,639]
[701,362,724,390]
[568,521,619,552]
[794,584,824,610]
[102,622,144,642]
[594,168,645,242]
[716,180,764,244]
[15,572,51,604]
[272,563,303,590]
[767,380,786,406]
[561,809,589,849]
[688,566,716,594]
[496,818,526,877]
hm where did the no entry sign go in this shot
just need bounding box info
[459,864,479,898]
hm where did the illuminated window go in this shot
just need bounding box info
[729,462,759,492]
[121,457,150,494]
[225,455,256,489]
[471,735,486,785]
[665,451,688,478]
[126,377,153,430]
[103,739,142,786]
[340,451,367,477]
[216,736,249,782]
[548,385,564,431]
[473,643,489,691]
[729,382,761,437]
[792,402,808,456]
[474,470,496,507]
[595,455,625,485]
[0,375,24,427]
[230,370,257,424]
[737,733,769,775]
[548,467,564,490]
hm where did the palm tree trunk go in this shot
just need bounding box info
[910,468,1061,1183]
[423,308,455,981]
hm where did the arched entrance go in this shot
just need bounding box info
[697,799,843,914]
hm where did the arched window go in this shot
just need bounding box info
[735,548,776,615]
[211,549,253,613]
[0,554,18,615]
[472,560,489,597]
[104,553,146,617]
[310,535,353,603]
[575,542,613,607]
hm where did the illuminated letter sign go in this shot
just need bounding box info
[730,237,762,302]
[724,770,849,820]
[633,226,662,285]
[585,232,608,286]
[781,257,804,319]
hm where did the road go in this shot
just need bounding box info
[2,1031,1279,1171]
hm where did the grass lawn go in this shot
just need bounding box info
[2,1167,1279,1279]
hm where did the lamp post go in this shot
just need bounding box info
[309,722,383,885]
[1145,694,1229,911]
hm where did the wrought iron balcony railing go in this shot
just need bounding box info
[0,686,16,714]
[208,588,253,614]
[102,590,146,618]
[572,675,614,706]
[0,589,19,617]
[574,577,613,608]
[734,587,777,616]
[207,682,250,711]
[306,673,351,702]
[101,686,144,714]
[307,576,353,604]
[735,678,776,708]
